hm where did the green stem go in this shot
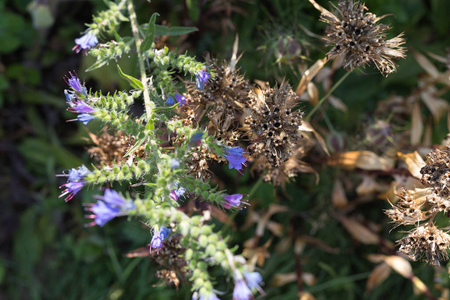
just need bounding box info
[127,0,154,121]
[305,71,351,121]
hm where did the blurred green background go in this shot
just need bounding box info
[1,0,450,299]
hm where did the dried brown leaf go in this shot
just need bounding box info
[383,255,413,278]
[328,151,392,171]
[356,174,384,196]
[411,101,423,146]
[328,95,348,112]
[366,263,392,293]
[307,82,319,106]
[299,122,330,156]
[296,58,327,97]
[421,87,449,122]
[397,151,426,178]
[338,216,380,244]
[332,179,348,210]
[413,50,440,79]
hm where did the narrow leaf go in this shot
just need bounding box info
[140,12,159,52]
[117,65,143,90]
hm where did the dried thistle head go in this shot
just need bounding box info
[185,56,250,145]
[397,224,450,266]
[87,129,146,166]
[420,147,450,198]
[384,188,429,227]
[245,81,304,167]
[314,0,406,75]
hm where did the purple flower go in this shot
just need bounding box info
[170,185,186,201]
[85,189,134,227]
[65,73,88,96]
[57,165,92,201]
[57,165,91,182]
[195,70,210,90]
[190,132,203,147]
[233,280,252,300]
[67,100,96,125]
[223,194,246,209]
[167,94,187,106]
[151,226,171,253]
[224,146,246,171]
[243,272,262,289]
[73,31,98,54]
[59,181,86,202]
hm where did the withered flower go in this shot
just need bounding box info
[185,56,250,145]
[311,0,406,75]
[245,81,304,167]
[397,225,450,266]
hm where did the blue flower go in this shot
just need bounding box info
[85,189,135,227]
[67,100,96,125]
[57,165,92,201]
[166,96,176,105]
[76,113,95,125]
[151,226,171,253]
[73,31,98,54]
[233,280,252,300]
[59,181,86,202]
[66,73,88,96]
[223,194,246,209]
[170,158,180,170]
[195,70,210,90]
[190,132,204,147]
[224,146,246,171]
[243,272,262,289]
[167,94,187,106]
[170,185,186,201]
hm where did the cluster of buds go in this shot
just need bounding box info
[386,147,450,265]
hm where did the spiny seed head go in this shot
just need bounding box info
[185,56,250,145]
[397,225,450,266]
[320,0,406,75]
[245,81,304,167]
[420,147,450,198]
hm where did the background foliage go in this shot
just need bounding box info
[1,0,450,299]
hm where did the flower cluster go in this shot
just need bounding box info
[57,165,91,201]
[64,74,96,125]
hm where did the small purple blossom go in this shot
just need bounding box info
[190,132,204,147]
[223,194,246,209]
[59,181,86,202]
[224,146,246,171]
[243,272,262,289]
[65,73,88,96]
[170,158,180,170]
[195,70,210,90]
[73,30,98,54]
[233,280,252,300]
[167,94,187,106]
[150,226,171,253]
[66,100,96,125]
[85,189,135,227]
[75,113,95,125]
[57,165,91,182]
[170,185,186,201]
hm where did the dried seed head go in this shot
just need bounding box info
[384,188,429,227]
[397,225,450,266]
[187,145,223,179]
[420,147,450,198]
[186,56,250,145]
[320,0,406,75]
[245,81,304,167]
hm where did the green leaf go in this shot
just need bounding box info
[186,0,200,22]
[117,65,143,90]
[140,12,159,52]
[154,25,198,36]
[86,59,108,72]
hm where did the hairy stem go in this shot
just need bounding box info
[305,71,351,121]
[127,0,154,121]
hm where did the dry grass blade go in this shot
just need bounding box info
[337,216,380,245]
[411,102,423,146]
[366,263,392,293]
[296,58,327,97]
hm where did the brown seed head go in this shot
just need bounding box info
[320,0,406,75]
